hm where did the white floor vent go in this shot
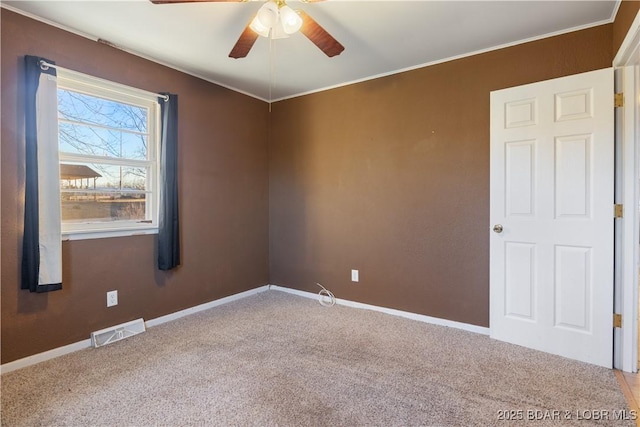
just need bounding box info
[91,318,146,348]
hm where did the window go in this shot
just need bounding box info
[56,70,160,238]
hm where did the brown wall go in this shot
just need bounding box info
[268,25,613,327]
[613,0,640,56]
[1,10,270,363]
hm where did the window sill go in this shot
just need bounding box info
[62,227,158,241]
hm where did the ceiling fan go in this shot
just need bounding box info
[150,0,345,59]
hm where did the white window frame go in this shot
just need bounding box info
[56,69,161,240]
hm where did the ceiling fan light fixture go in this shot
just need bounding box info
[249,14,271,37]
[279,5,302,34]
[255,1,278,29]
[270,16,290,39]
[249,0,301,39]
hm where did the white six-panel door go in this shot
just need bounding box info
[490,68,614,368]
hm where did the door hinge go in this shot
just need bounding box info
[614,204,624,218]
[615,92,624,108]
[614,313,622,328]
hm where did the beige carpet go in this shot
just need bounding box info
[1,291,633,426]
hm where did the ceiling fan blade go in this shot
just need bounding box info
[150,0,241,4]
[229,20,259,59]
[298,10,344,57]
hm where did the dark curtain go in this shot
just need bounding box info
[22,55,61,292]
[158,93,180,270]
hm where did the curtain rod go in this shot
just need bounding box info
[38,60,169,102]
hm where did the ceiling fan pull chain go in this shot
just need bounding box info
[269,33,275,111]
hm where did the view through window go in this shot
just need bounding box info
[57,71,160,234]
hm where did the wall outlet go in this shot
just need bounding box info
[106,290,118,307]
[351,269,359,282]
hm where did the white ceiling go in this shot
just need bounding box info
[2,0,619,101]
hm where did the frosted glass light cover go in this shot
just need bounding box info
[250,15,270,37]
[256,2,278,28]
[279,6,302,34]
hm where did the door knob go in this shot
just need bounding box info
[493,224,503,233]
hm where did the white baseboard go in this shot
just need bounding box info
[0,339,93,375]
[269,284,490,336]
[1,283,486,374]
[145,285,269,328]
[1,285,270,375]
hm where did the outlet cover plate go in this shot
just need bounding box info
[351,269,359,282]
[107,290,118,307]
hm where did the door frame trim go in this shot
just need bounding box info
[613,9,640,373]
